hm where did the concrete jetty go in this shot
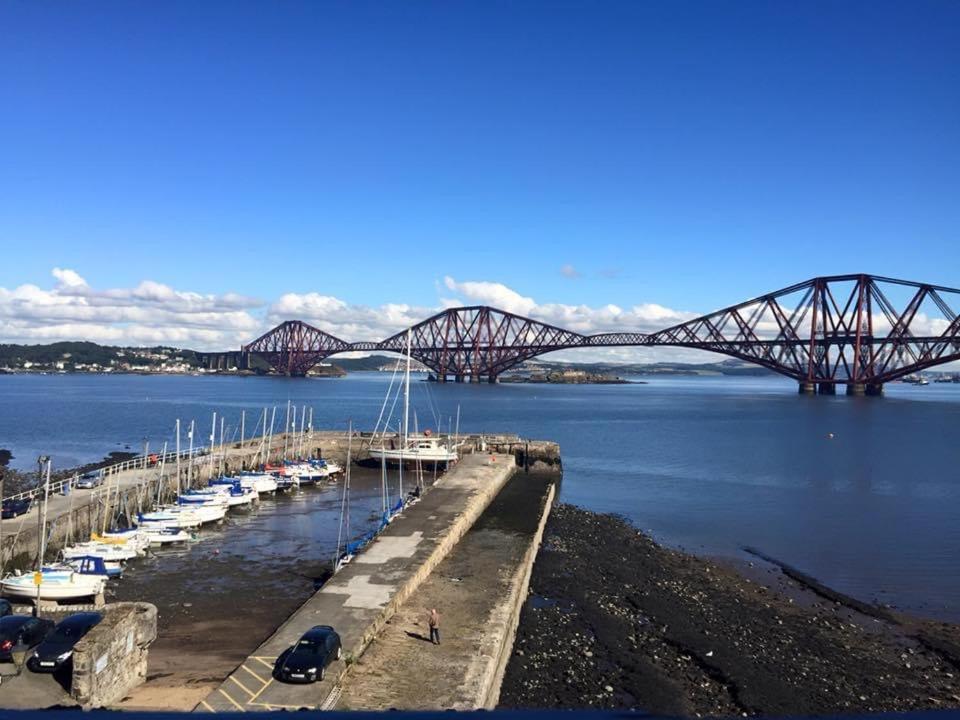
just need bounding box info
[196,452,519,712]
[337,471,556,710]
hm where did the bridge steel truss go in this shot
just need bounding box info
[241,275,960,394]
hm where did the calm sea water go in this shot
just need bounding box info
[1,371,959,619]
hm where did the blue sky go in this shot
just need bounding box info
[0,1,958,350]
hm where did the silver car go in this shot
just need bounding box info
[74,471,104,489]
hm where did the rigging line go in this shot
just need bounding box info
[371,357,403,440]
[417,372,442,431]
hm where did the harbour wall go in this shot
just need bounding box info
[481,479,556,708]
[334,467,557,710]
[72,602,158,708]
[0,431,559,575]
[198,452,523,712]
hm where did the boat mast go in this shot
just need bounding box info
[335,421,353,570]
[403,329,412,447]
[155,441,167,508]
[37,457,51,570]
[175,418,182,497]
[283,401,291,461]
[187,420,195,488]
[267,407,276,465]
[299,405,307,458]
[210,412,217,457]
[381,452,388,515]
[218,416,225,476]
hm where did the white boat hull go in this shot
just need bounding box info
[368,447,458,464]
[1,572,105,600]
[143,529,191,545]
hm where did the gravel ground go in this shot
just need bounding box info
[499,504,960,717]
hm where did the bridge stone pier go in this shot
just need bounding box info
[799,381,886,396]
[232,274,960,394]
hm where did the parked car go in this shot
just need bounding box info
[75,471,104,490]
[273,625,341,683]
[27,612,102,672]
[0,616,55,661]
[1,498,31,519]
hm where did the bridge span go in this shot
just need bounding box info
[204,274,960,395]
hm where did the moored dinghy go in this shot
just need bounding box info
[141,527,192,545]
[1,564,107,601]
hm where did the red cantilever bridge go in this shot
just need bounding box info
[222,274,960,395]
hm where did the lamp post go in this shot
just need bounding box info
[35,456,51,616]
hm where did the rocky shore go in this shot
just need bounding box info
[499,504,960,716]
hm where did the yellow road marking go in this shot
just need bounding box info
[200,700,216,712]
[217,688,245,712]
[253,656,275,670]
[248,701,315,709]
[246,676,274,704]
[229,674,256,697]
[240,664,268,685]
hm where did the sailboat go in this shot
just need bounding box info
[0,460,106,601]
[368,329,459,466]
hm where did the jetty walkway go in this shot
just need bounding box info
[197,452,521,712]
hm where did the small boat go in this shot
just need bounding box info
[174,500,226,524]
[61,554,123,579]
[1,565,106,601]
[62,541,139,562]
[141,527,192,545]
[233,472,278,494]
[208,479,258,507]
[179,489,230,507]
[135,508,202,530]
[367,436,459,465]
[93,530,150,553]
[311,459,342,477]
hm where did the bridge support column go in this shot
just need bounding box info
[488,374,499,384]
[454,374,464,383]
[866,383,884,396]
[817,382,836,395]
[846,383,866,396]
[798,382,816,395]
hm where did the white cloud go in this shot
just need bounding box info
[560,264,581,279]
[0,269,264,350]
[52,267,88,288]
[442,276,537,315]
[3,269,957,370]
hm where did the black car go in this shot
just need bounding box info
[1,498,31,519]
[27,612,102,673]
[0,616,55,661]
[273,625,341,683]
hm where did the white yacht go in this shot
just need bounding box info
[368,435,458,465]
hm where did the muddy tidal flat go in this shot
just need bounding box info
[499,504,960,717]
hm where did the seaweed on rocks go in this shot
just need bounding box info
[499,504,960,716]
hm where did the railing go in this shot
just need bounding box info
[1,447,212,504]
[0,429,490,507]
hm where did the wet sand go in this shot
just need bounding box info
[499,504,960,716]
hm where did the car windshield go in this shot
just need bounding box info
[297,638,323,651]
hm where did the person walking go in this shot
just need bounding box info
[428,608,440,645]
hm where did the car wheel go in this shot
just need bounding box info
[336,646,342,660]
[319,666,325,681]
